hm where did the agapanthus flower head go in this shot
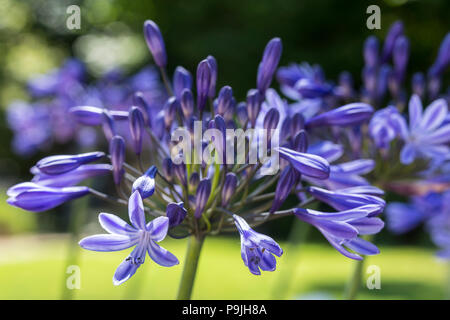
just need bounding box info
[294,205,384,260]
[7,183,89,212]
[79,191,178,285]
[257,38,282,94]
[143,20,167,67]
[233,214,283,275]
[36,151,105,175]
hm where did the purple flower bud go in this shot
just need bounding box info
[173,162,187,186]
[162,157,173,182]
[278,147,330,179]
[180,88,194,119]
[166,202,187,227]
[189,172,200,190]
[129,107,145,155]
[194,178,211,218]
[295,79,333,99]
[216,86,233,116]
[196,59,212,111]
[70,106,128,126]
[280,116,292,142]
[133,92,151,127]
[154,111,165,139]
[263,108,280,132]
[393,36,409,83]
[271,166,299,213]
[7,183,89,212]
[132,165,157,199]
[363,36,379,68]
[429,33,450,77]
[221,172,238,206]
[412,72,426,98]
[291,113,305,137]
[207,55,218,98]
[246,89,261,127]
[32,164,111,188]
[173,66,192,99]
[257,38,282,94]
[143,20,167,67]
[236,102,248,127]
[381,21,404,63]
[307,186,385,215]
[36,152,105,175]
[101,110,116,141]
[109,135,125,185]
[337,71,354,99]
[164,96,179,129]
[293,130,308,153]
[306,103,374,128]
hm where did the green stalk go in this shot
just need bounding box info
[176,234,205,300]
[343,259,365,300]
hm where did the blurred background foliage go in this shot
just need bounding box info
[0,0,448,300]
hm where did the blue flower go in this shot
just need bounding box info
[32,164,112,187]
[369,105,408,150]
[400,95,450,165]
[79,191,178,285]
[132,166,157,199]
[294,205,384,260]
[233,214,283,275]
[36,151,105,175]
[278,147,330,179]
[305,103,374,128]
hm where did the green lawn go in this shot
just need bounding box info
[0,234,447,299]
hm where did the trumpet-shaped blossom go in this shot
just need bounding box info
[79,191,178,285]
[233,214,283,275]
[294,205,384,260]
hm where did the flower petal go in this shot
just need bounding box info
[344,238,380,255]
[348,217,385,235]
[146,216,169,242]
[147,241,179,267]
[320,230,362,260]
[257,249,277,271]
[420,99,448,131]
[129,191,146,230]
[113,258,139,286]
[408,94,423,130]
[400,143,416,165]
[99,213,137,235]
[79,234,138,252]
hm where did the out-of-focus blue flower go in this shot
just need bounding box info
[393,36,410,84]
[132,166,157,199]
[364,36,379,68]
[369,105,408,150]
[294,205,384,260]
[428,33,450,78]
[143,20,167,67]
[233,214,283,275]
[36,151,105,175]
[7,183,89,212]
[79,191,178,285]
[32,164,111,187]
[70,106,128,126]
[400,95,450,165]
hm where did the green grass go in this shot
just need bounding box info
[0,234,447,299]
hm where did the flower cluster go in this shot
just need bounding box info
[7,19,448,291]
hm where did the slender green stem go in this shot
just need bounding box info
[343,259,365,300]
[176,234,205,300]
